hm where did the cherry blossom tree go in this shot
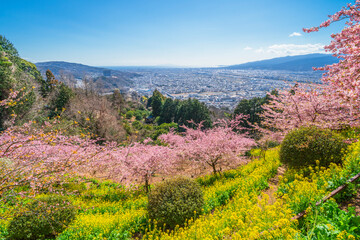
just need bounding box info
[259,84,359,141]
[304,0,360,111]
[122,143,175,192]
[0,120,105,203]
[259,1,360,141]
[160,116,256,175]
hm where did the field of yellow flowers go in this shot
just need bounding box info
[1,143,360,240]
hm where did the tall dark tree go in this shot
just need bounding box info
[151,89,164,118]
[110,89,125,113]
[233,90,278,136]
[49,83,73,118]
[176,98,212,129]
[234,97,265,129]
[159,98,176,124]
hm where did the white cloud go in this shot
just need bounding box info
[250,44,325,57]
[244,46,253,51]
[266,43,324,55]
[255,47,265,53]
[289,32,302,37]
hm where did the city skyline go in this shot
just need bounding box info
[1,0,350,67]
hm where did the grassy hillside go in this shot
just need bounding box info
[1,143,360,239]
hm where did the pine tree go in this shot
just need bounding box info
[151,89,164,117]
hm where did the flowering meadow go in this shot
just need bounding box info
[2,140,360,239]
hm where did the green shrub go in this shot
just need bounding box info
[150,129,168,140]
[8,195,76,240]
[280,126,348,169]
[143,124,153,131]
[125,110,134,119]
[301,200,360,239]
[147,176,204,229]
[263,140,280,149]
[123,122,132,135]
[132,120,142,130]
[134,110,143,120]
[49,83,73,118]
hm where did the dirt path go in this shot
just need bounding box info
[260,166,286,205]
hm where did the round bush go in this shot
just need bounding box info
[280,126,348,169]
[125,110,134,119]
[147,176,204,229]
[8,195,76,240]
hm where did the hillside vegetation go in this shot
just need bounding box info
[2,1,360,239]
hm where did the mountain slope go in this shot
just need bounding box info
[36,61,140,90]
[224,53,338,71]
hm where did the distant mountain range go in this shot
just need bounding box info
[36,61,140,90]
[223,53,338,71]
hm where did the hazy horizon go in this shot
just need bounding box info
[34,52,333,69]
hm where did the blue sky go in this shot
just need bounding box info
[0,0,351,67]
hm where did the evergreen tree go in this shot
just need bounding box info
[176,98,212,129]
[159,98,176,124]
[45,69,58,91]
[233,90,278,137]
[110,89,125,113]
[49,83,73,118]
[0,35,19,58]
[151,89,164,117]
[233,97,265,128]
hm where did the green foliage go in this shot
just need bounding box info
[159,98,176,124]
[233,90,277,137]
[0,55,13,130]
[134,110,144,120]
[261,140,280,150]
[0,53,13,100]
[18,59,48,97]
[280,126,348,170]
[156,122,178,132]
[150,128,168,140]
[147,176,204,229]
[335,183,358,203]
[40,69,59,95]
[49,83,73,117]
[338,126,360,140]
[109,89,125,112]
[175,98,212,129]
[125,110,134,119]
[196,169,239,187]
[132,120,142,130]
[301,200,360,239]
[0,35,19,58]
[151,89,164,117]
[123,122,132,135]
[80,181,134,203]
[149,122,178,140]
[0,37,46,129]
[8,195,76,240]
[148,90,212,129]
[233,97,266,128]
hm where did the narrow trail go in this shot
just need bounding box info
[259,166,286,205]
